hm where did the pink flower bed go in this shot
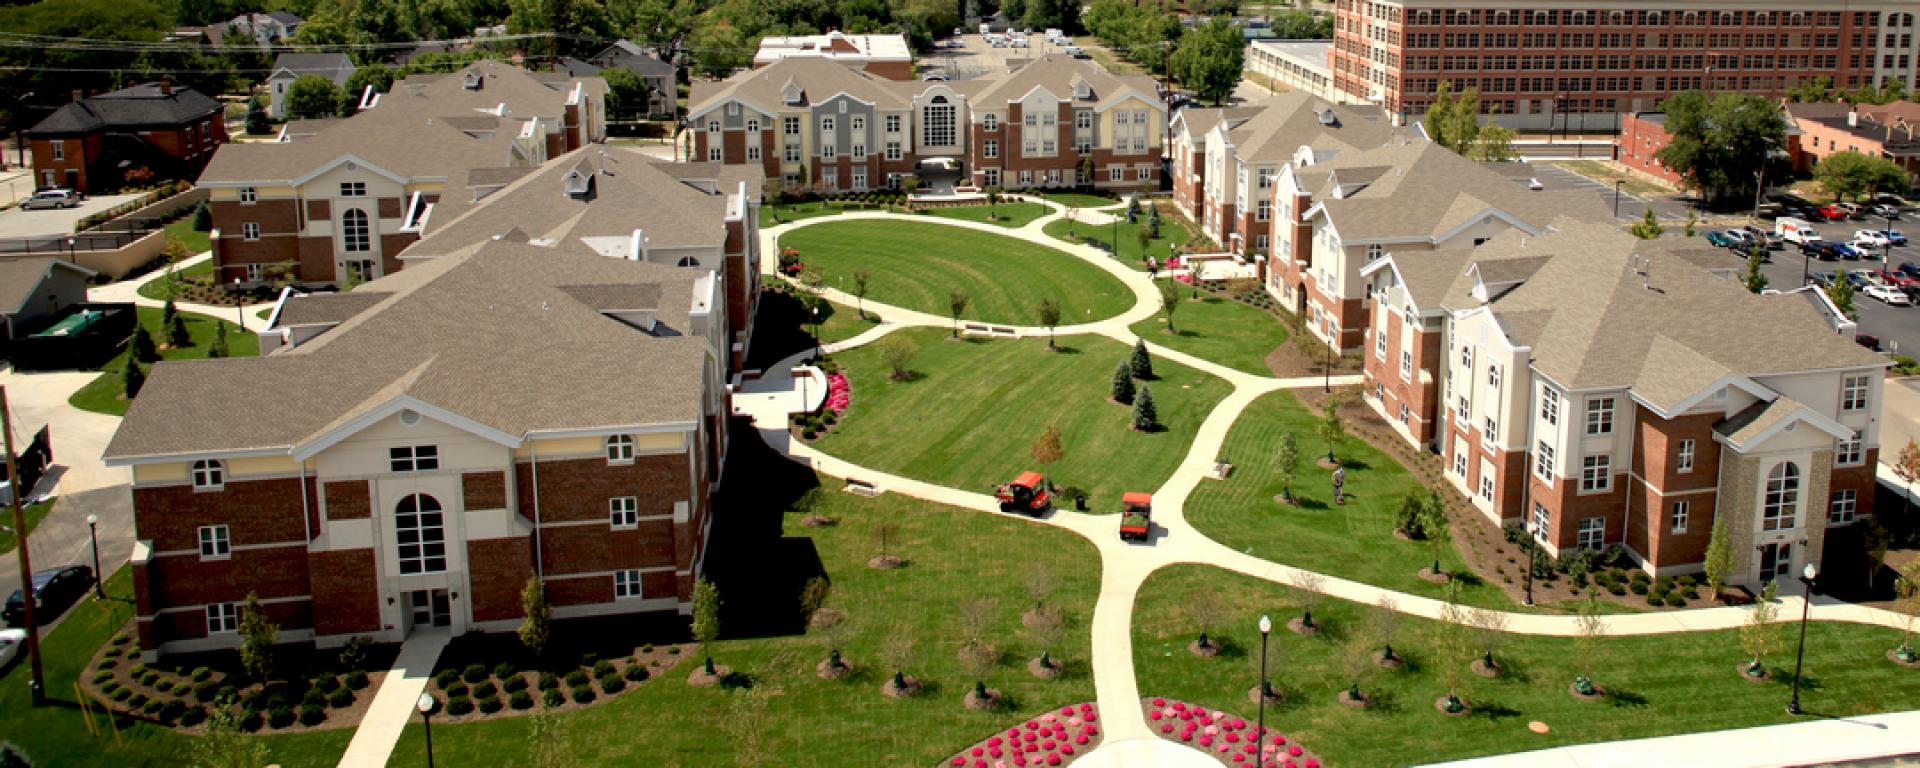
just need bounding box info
[946,702,1103,768]
[825,372,850,414]
[1141,697,1322,768]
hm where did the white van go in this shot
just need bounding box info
[1775,217,1822,245]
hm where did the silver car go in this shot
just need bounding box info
[19,189,78,210]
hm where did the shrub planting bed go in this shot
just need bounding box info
[425,639,686,724]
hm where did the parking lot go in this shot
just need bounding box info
[1692,212,1920,358]
[0,192,143,238]
[919,33,1087,81]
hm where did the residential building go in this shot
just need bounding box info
[1615,112,1687,186]
[1359,217,1885,586]
[691,55,1163,194]
[25,80,227,193]
[1196,92,1395,256]
[267,53,357,120]
[1169,104,1261,224]
[1271,140,1597,352]
[200,62,607,287]
[1245,40,1343,103]
[106,236,732,660]
[1787,100,1920,183]
[1330,1,1920,129]
[753,32,914,81]
[588,41,678,117]
[223,11,303,44]
[0,257,94,340]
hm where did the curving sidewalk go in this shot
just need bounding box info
[737,201,1917,763]
[88,252,277,333]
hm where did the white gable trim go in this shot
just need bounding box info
[288,153,412,187]
[1636,373,1777,420]
[1717,402,1855,452]
[1095,88,1162,112]
[1431,206,1545,245]
[292,394,522,461]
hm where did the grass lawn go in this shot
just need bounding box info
[923,202,1051,228]
[1135,565,1919,767]
[778,220,1133,326]
[1129,294,1289,376]
[0,499,53,554]
[814,327,1233,511]
[385,425,1101,767]
[1185,390,1515,610]
[1044,211,1197,272]
[1543,160,1677,199]
[1087,46,1142,76]
[134,256,213,302]
[1038,192,1122,209]
[0,567,354,767]
[68,306,257,416]
[762,200,902,228]
[160,217,210,255]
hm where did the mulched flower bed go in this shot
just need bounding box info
[425,643,687,723]
[945,702,1103,767]
[82,622,390,734]
[790,358,850,442]
[1143,697,1324,767]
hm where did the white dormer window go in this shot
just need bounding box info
[983,114,998,131]
[1073,79,1090,99]
[707,120,719,133]
[606,434,636,463]
[339,182,366,197]
[192,459,225,490]
[746,119,760,132]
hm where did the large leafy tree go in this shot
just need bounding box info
[690,18,751,79]
[1083,0,1181,74]
[1814,151,1911,202]
[1424,81,1481,155]
[601,67,652,119]
[1654,91,1787,207]
[284,75,343,120]
[1172,18,1244,106]
[337,65,397,117]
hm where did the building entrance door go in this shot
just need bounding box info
[1758,541,1792,584]
[408,589,450,630]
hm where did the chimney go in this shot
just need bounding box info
[1849,110,1859,128]
[71,89,82,103]
[159,77,172,96]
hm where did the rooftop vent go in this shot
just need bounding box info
[463,70,483,90]
[1632,254,1654,291]
[1318,108,1338,126]
[564,169,594,199]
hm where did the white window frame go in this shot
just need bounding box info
[1586,397,1615,436]
[1677,439,1695,473]
[746,144,761,161]
[708,147,721,161]
[1829,489,1858,525]
[1763,462,1800,531]
[1540,386,1560,425]
[395,493,448,575]
[339,181,366,197]
[1576,517,1605,551]
[1842,374,1871,411]
[983,113,998,131]
[984,139,998,158]
[609,496,638,529]
[1580,454,1612,493]
[239,186,257,204]
[205,603,239,634]
[198,524,231,560]
[1534,441,1555,482]
[606,434,636,464]
[1671,500,1690,534]
[1484,416,1499,442]
[242,222,260,241]
[1531,502,1551,541]
[1837,432,1865,466]
[50,140,64,161]
[614,569,642,599]
[192,459,225,490]
[389,445,440,473]
[885,141,902,161]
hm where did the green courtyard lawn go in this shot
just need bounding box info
[1134,565,1918,767]
[778,220,1133,326]
[1044,210,1197,272]
[747,283,884,371]
[815,328,1233,511]
[1129,294,1289,377]
[0,499,53,554]
[135,256,213,301]
[1037,191,1122,209]
[761,201,849,227]
[923,202,1051,228]
[1185,390,1514,610]
[0,566,354,767]
[69,306,257,416]
[161,217,210,255]
[386,425,1101,766]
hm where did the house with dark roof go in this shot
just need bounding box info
[1357,217,1885,588]
[25,81,227,194]
[585,40,676,117]
[223,11,302,44]
[267,53,357,119]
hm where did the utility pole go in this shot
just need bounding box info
[2,386,46,706]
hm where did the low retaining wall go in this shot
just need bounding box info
[0,229,173,279]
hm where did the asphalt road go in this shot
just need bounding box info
[1687,215,1920,357]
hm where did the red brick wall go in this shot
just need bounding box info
[546,574,613,607]
[148,598,309,647]
[325,480,370,520]
[462,471,506,510]
[144,547,310,614]
[1616,113,1684,186]
[467,537,534,622]
[514,453,690,524]
[134,476,313,551]
[1532,473,1628,553]
[308,548,381,636]
[539,520,677,576]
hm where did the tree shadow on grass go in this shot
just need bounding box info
[1466,699,1524,722]
[1604,687,1649,708]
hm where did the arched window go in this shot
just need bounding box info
[395,493,446,574]
[675,256,700,267]
[606,434,636,463]
[1763,462,1800,531]
[923,95,955,148]
[191,459,225,490]
[342,208,370,253]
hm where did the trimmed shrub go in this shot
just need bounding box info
[446,696,474,716]
[1629,580,1649,595]
[345,670,369,690]
[113,688,133,702]
[446,682,470,698]
[140,671,161,686]
[102,680,122,696]
[492,661,517,680]
[240,711,264,732]
[510,690,534,710]
[268,706,296,729]
[92,669,114,684]
[98,655,117,667]
[327,688,354,708]
[592,660,615,678]
[571,686,595,704]
[1682,587,1700,600]
[1607,582,1628,596]
[542,688,565,708]
[478,696,504,714]
[299,705,326,726]
[1645,593,1665,607]
[599,675,626,694]
[538,671,559,690]
[623,663,648,682]
[142,698,165,715]
[434,669,460,688]
[564,669,589,687]
[130,663,148,678]
[159,700,188,722]
[191,666,212,682]
[472,681,497,699]
[1667,593,1688,607]
[316,675,341,693]
[301,689,326,708]
[461,663,489,684]
[129,693,150,709]
[180,706,208,727]
[113,633,132,646]
[1629,570,1650,584]
[503,675,528,693]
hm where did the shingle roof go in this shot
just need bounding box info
[1173,103,1262,143]
[689,58,911,118]
[971,54,1161,109]
[271,53,354,87]
[268,292,387,328]
[1228,91,1394,162]
[28,83,223,136]
[105,241,712,460]
[0,258,90,316]
[1311,142,1604,241]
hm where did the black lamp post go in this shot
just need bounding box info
[811,305,821,358]
[1522,517,1536,607]
[1256,614,1272,768]
[85,514,102,598]
[1787,562,1817,715]
[1884,213,1896,273]
[417,693,438,767]
[1613,180,1625,219]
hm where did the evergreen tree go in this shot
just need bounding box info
[192,202,213,232]
[160,298,178,330]
[1743,248,1769,293]
[518,575,551,657]
[1131,385,1159,431]
[1110,360,1135,404]
[167,311,191,349]
[245,93,270,136]
[1829,270,1858,319]
[130,323,160,363]
[1274,432,1299,503]
[238,592,279,681]
[1630,207,1665,239]
[208,321,230,358]
[1129,338,1154,380]
[121,359,146,399]
[1703,516,1734,603]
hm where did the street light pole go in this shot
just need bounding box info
[417,693,438,768]
[2,386,46,706]
[1787,562,1817,715]
[1613,180,1624,219]
[1885,213,1895,273]
[86,514,102,598]
[1256,614,1272,768]
[1522,517,1536,606]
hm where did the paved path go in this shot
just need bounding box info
[1422,708,1920,768]
[0,368,133,614]
[336,628,450,768]
[88,251,278,334]
[742,203,1920,764]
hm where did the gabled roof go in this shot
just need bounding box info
[105,240,713,461]
[1308,142,1602,242]
[28,83,223,136]
[689,58,911,119]
[271,53,355,86]
[1171,104,1262,144]
[1227,91,1393,163]
[972,55,1161,110]
[1715,396,1854,452]
[0,257,93,316]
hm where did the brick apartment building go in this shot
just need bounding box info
[25,81,227,193]
[200,62,606,287]
[1358,217,1886,585]
[689,55,1164,194]
[1786,100,1920,183]
[105,237,734,659]
[1169,103,1259,225]
[1615,112,1688,186]
[1329,1,1920,130]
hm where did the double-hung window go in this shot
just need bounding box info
[242,222,260,241]
[609,497,638,528]
[1670,500,1690,533]
[192,459,225,490]
[1836,432,1864,466]
[339,182,366,197]
[1580,454,1611,493]
[1534,440,1555,481]
[1762,462,1800,531]
[389,445,439,473]
[198,525,231,559]
[206,603,239,634]
[1677,439,1695,473]
[1842,374,1871,411]
[1540,386,1560,425]
[606,434,636,463]
[239,186,258,204]
[614,569,642,599]
[1576,517,1605,550]
[1829,489,1858,525]
[1586,397,1615,435]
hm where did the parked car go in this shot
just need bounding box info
[1845,270,1879,289]
[1777,217,1823,244]
[1817,204,1850,221]
[1853,229,1892,247]
[1873,269,1919,288]
[1807,271,1838,288]
[1857,333,1883,351]
[1899,261,1920,278]
[1874,203,1904,219]
[1743,225,1785,249]
[1884,229,1909,246]
[1833,242,1867,260]
[1705,231,1735,248]
[1802,241,1843,260]
[1527,177,1545,191]
[1723,228,1756,246]
[1838,202,1868,219]
[0,628,22,670]
[1865,284,1913,305]
[19,189,78,210]
[2,565,93,627]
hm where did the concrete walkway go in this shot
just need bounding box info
[0,368,134,609]
[89,251,277,333]
[741,202,1920,765]
[1422,708,1920,768]
[336,627,451,768]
